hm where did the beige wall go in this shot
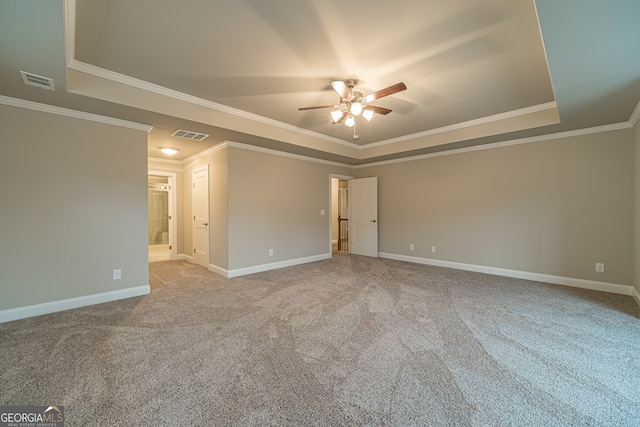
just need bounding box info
[227,147,350,270]
[634,120,640,295]
[0,104,149,310]
[357,129,634,285]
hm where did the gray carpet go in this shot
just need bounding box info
[1,255,639,426]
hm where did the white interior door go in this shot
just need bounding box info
[349,177,378,257]
[192,166,209,268]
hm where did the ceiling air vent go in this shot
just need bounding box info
[20,71,55,91]
[172,129,209,141]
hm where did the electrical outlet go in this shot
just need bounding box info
[113,269,122,280]
[431,246,437,253]
[595,263,605,273]
[269,249,274,257]
[409,244,414,251]
[320,209,325,216]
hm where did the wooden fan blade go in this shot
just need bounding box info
[332,111,348,124]
[298,105,336,111]
[365,82,407,102]
[364,105,392,115]
[330,80,350,99]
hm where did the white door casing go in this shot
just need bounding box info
[192,166,209,268]
[149,170,177,261]
[349,177,378,257]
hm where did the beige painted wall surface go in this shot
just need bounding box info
[357,129,634,285]
[0,105,149,310]
[634,120,640,294]
[228,147,350,270]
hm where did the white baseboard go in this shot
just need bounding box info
[177,254,193,261]
[208,263,228,277]
[0,285,151,323]
[379,252,635,297]
[211,253,332,279]
[632,287,640,308]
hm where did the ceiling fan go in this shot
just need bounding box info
[298,79,407,129]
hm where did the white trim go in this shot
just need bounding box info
[0,285,150,323]
[632,287,640,308]
[66,59,357,150]
[178,254,193,262]
[379,252,635,296]
[629,99,640,126]
[363,102,558,149]
[192,165,210,268]
[63,0,76,66]
[328,174,354,256]
[181,142,229,170]
[208,264,229,278]
[227,141,353,168]
[225,253,331,279]
[0,95,152,132]
[356,122,633,169]
[148,170,178,261]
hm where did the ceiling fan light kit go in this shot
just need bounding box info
[345,115,355,128]
[298,79,407,136]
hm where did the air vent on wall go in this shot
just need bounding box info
[171,129,209,141]
[20,71,55,91]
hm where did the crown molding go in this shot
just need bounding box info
[0,95,152,132]
[362,102,559,150]
[181,142,230,170]
[226,141,352,168]
[66,59,360,151]
[629,99,640,127]
[354,122,632,169]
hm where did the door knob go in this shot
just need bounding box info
[203,222,208,226]
[371,219,377,223]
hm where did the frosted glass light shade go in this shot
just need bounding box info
[331,110,343,122]
[362,109,374,121]
[161,147,178,156]
[350,102,363,116]
[345,115,355,127]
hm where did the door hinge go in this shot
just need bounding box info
[194,216,196,221]
[194,248,196,254]
[193,183,195,188]
[169,215,172,220]
[169,245,172,250]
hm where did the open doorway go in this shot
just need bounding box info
[148,171,177,262]
[331,176,351,255]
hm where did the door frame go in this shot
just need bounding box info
[328,173,354,256]
[192,165,210,267]
[148,170,177,261]
[349,176,379,257]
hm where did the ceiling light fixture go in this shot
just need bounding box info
[298,79,407,134]
[345,115,355,128]
[160,147,178,156]
[331,110,343,122]
[350,102,363,116]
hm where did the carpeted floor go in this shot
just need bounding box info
[1,255,639,426]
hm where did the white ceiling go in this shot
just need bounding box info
[1,0,639,165]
